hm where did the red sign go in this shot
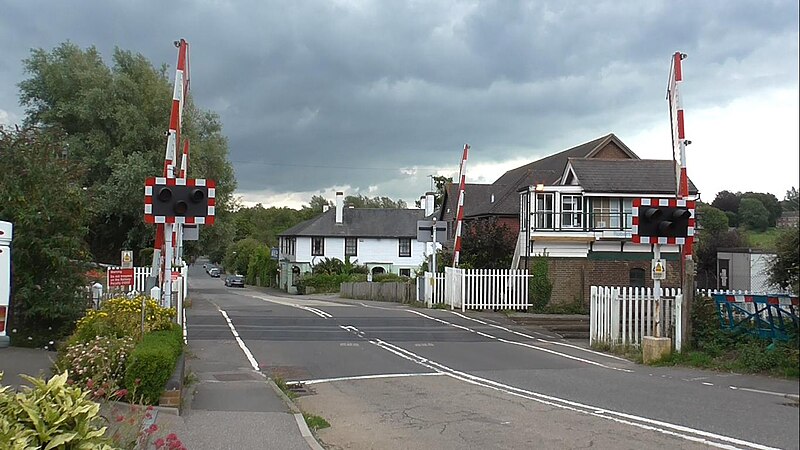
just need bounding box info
[108,268,135,287]
[171,271,181,281]
[0,306,6,333]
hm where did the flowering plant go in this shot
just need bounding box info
[56,335,135,393]
[74,296,175,342]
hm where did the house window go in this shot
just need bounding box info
[561,195,583,229]
[345,238,357,257]
[630,268,646,287]
[399,268,411,277]
[281,237,296,255]
[398,238,411,257]
[591,198,621,229]
[622,198,633,229]
[312,237,324,256]
[534,193,554,229]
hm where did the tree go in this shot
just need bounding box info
[433,176,453,209]
[697,204,728,235]
[741,192,781,227]
[738,198,769,231]
[711,190,740,213]
[768,227,799,294]
[782,187,799,212]
[18,42,236,263]
[345,194,407,209]
[460,217,516,269]
[223,238,262,275]
[0,127,90,344]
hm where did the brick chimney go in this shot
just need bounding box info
[335,192,344,224]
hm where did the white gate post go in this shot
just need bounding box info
[610,287,620,344]
[0,221,12,348]
[674,294,683,352]
[589,286,597,346]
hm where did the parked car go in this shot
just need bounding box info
[208,268,221,277]
[224,275,245,288]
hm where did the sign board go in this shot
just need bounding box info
[121,251,133,269]
[270,247,279,260]
[417,220,448,243]
[108,268,135,287]
[651,259,666,280]
[171,271,181,281]
[183,225,199,241]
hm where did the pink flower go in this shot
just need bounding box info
[114,388,128,398]
[166,433,178,441]
[154,438,165,449]
[148,424,159,434]
[87,379,95,389]
[115,415,125,423]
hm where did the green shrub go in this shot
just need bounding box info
[55,335,136,393]
[123,325,183,405]
[528,255,552,312]
[373,273,410,283]
[297,273,363,293]
[0,371,116,449]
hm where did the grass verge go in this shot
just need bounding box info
[303,412,331,431]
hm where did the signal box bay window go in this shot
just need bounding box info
[312,237,324,256]
[398,238,411,257]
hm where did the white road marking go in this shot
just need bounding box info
[405,309,632,372]
[729,385,800,399]
[702,382,714,386]
[449,311,628,362]
[288,372,444,385]
[335,324,777,450]
[217,308,261,373]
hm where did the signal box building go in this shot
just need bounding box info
[517,155,699,305]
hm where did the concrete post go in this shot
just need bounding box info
[681,258,695,349]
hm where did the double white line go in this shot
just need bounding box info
[337,324,777,450]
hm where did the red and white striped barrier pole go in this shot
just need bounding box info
[668,51,692,258]
[452,144,469,268]
[151,39,190,308]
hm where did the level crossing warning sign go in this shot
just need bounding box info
[651,259,666,280]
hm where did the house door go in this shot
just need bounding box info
[371,267,385,276]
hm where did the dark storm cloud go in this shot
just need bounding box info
[1,0,797,202]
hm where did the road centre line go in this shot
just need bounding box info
[335,324,776,450]
[287,372,444,385]
[405,309,632,372]
[448,311,628,362]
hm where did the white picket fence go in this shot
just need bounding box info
[442,268,529,311]
[420,272,446,307]
[590,286,683,350]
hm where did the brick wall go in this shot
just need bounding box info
[592,142,631,159]
[527,256,682,306]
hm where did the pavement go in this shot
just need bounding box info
[149,267,321,450]
[0,346,54,389]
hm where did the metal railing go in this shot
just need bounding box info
[531,211,634,232]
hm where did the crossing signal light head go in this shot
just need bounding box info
[637,205,691,238]
[149,183,210,219]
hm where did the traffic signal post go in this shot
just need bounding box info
[632,198,695,339]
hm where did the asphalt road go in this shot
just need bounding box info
[187,264,799,450]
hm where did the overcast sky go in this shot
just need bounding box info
[1,1,798,208]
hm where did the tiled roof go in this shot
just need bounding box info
[279,208,426,237]
[567,158,699,194]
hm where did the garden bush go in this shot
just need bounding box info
[373,273,410,283]
[55,335,136,393]
[0,371,116,449]
[297,273,364,293]
[73,296,175,343]
[123,325,183,405]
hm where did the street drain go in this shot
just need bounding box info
[285,382,315,397]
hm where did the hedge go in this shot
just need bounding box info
[123,325,183,405]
